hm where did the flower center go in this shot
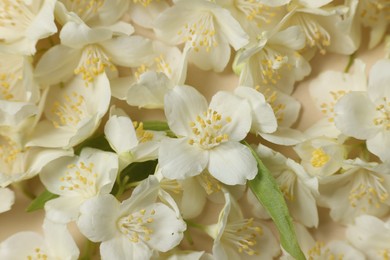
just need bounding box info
[188,109,231,150]
[373,97,390,130]
[26,247,48,260]
[294,14,330,55]
[50,91,87,129]
[59,161,98,197]
[320,90,347,123]
[257,86,286,123]
[311,148,330,168]
[359,0,390,27]
[223,218,263,256]
[197,171,222,195]
[62,0,104,21]
[0,0,33,34]
[275,169,296,201]
[235,0,278,26]
[118,208,156,243]
[134,55,172,80]
[254,47,291,86]
[178,12,218,52]
[0,135,22,174]
[74,45,116,85]
[132,121,154,143]
[307,241,344,260]
[348,171,389,210]
[0,54,24,101]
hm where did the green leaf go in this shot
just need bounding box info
[26,189,59,212]
[245,142,306,260]
[74,134,113,155]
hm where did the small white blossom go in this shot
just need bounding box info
[39,148,118,223]
[0,187,14,214]
[159,85,257,185]
[77,177,186,260]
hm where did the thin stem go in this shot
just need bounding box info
[344,52,356,73]
[80,240,97,260]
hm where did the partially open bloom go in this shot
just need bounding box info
[159,85,257,185]
[0,218,79,259]
[205,192,280,259]
[27,74,110,149]
[257,145,319,227]
[318,158,390,224]
[104,107,165,170]
[77,177,186,260]
[334,59,390,163]
[0,0,57,55]
[39,148,118,223]
[154,0,249,72]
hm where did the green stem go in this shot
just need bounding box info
[80,240,97,260]
[115,175,129,197]
[344,52,356,73]
[185,220,207,231]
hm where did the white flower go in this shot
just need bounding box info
[205,192,280,259]
[237,26,311,95]
[0,0,57,55]
[154,0,249,72]
[0,53,40,127]
[39,148,118,223]
[34,21,152,86]
[26,74,110,149]
[0,187,14,214]
[284,0,358,56]
[0,218,79,259]
[334,59,390,163]
[294,136,347,177]
[0,134,73,187]
[104,106,165,170]
[346,215,390,260]
[318,158,390,224]
[77,177,186,260]
[257,144,319,227]
[282,222,365,260]
[354,0,390,49]
[159,85,257,185]
[111,41,188,109]
[307,59,367,138]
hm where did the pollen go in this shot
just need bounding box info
[187,109,230,149]
[118,208,156,243]
[59,161,98,196]
[310,148,330,168]
[51,92,86,128]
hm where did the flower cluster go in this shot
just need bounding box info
[1,0,390,259]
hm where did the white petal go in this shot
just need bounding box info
[260,128,306,146]
[334,92,379,139]
[234,86,277,134]
[44,196,82,223]
[100,36,154,67]
[145,203,186,252]
[268,26,306,50]
[209,91,252,141]
[60,22,112,49]
[26,0,57,43]
[0,188,14,213]
[208,142,257,185]
[100,236,151,260]
[366,132,390,163]
[43,219,80,259]
[368,59,390,101]
[77,194,120,242]
[159,138,208,180]
[126,72,172,109]
[34,45,81,85]
[0,232,44,259]
[164,86,208,136]
[104,115,138,153]
[180,178,207,219]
